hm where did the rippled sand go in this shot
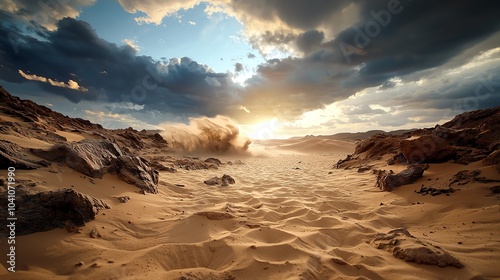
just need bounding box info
[1,139,500,279]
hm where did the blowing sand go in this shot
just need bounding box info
[1,137,500,280]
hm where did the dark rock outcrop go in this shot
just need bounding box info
[371,228,463,268]
[399,135,456,164]
[375,164,428,191]
[336,107,500,169]
[204,174,236,187]
[32,139,159,193]
[0,188,109,236]
[110,156,159,194]
[32,139,123,178]
[175,158,219,170]
[0,140,49,169]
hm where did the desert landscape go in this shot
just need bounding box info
[1,1,499,279]
[0,87,499,280]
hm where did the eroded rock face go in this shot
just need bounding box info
[0,188,109,236]
[336,107,500,169]
[0,140,49,169]
[375,164,428,191]
[400,135,456,164]
[110,156,159,194]
[32,139,123,178]
[371,228,464,268]
[32,139,159,193]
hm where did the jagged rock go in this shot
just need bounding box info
[221,174,236,186]
[0,140,49,169]
[204,177,220,186]
[204,174,236,186]
[371,228,464,268]
[175,158,218,170]
[117,129,145,149]
[150,133,168,145]
[150,161,176,173]
[110,156,159,194]
[32,139,123,178]
[449,169,500,186]
[205,157,222,165]
[117,196,130,203]
[483,150,500,174]
[0,188,109,236]
[400,135,456,164]
[415,186,456,196]
[375,164,428,191]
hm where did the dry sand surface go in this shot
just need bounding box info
[1,136,500,280]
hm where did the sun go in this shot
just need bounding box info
[246,118,281,140]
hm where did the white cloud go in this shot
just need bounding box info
[122,38,141,51]
[18,70,88,92]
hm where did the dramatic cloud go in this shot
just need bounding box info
[0,15,241,118]
[18,70,88,92]
[0,0,95,30]
[1,0,499,134]
[295,30,324,53]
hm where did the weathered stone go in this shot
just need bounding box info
[32,139,123,178]
[400,135,456,164]
[204,174,235,186]
[111,156,159,194]
[0,140,48,169]
[0,188,109,236]
[205,157,222,165]
[371,228,463,268]
[375,164,428,191]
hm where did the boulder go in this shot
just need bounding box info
[32,139,123,178]
[375,164,428,191]
[0,188,109,236]
[111,156,159,194]
[0,140,49,169]
[371,228,463,268]
[204,174,236,187]
[205,157,222,165]
[400,135,456,164]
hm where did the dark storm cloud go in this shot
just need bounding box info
[295,30,324,53]
[230,0,352,30]
[0,14,239,117]
[239,0,500,121]
[332,0,500,76]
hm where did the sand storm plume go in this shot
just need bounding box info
[160,116,252,154]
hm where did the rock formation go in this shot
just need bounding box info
[0,188,109,236]
[110,155,159,194]
[0,140,49,169]
[371,228,463,268]
[374,164,429,191]
[204,174,236,187]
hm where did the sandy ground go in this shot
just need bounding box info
[1,136,500,280]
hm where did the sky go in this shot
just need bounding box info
[0,0,499,139]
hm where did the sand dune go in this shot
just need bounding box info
[1,150,499,279]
